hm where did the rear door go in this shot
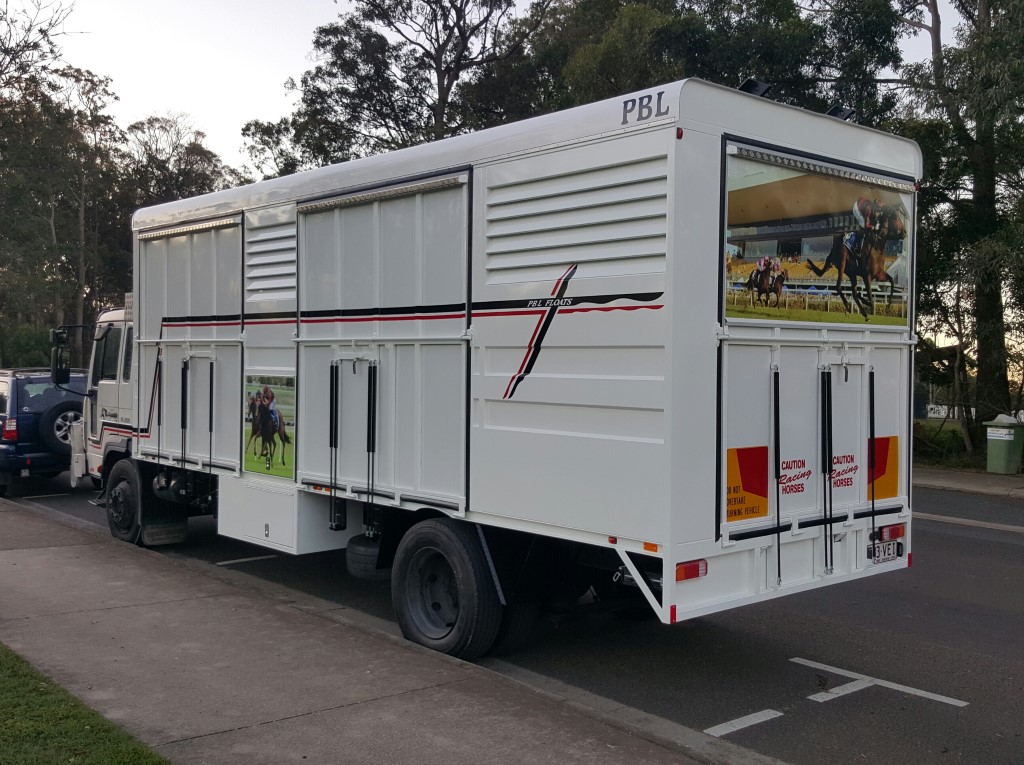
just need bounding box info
[719,142,915,580]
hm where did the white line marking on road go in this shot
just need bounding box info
[808,678,873,702]
[703,710,784,738]
[914,511,1024,534]
[215,555,279,566]
[791,657,968,707]
[23,494,69,499]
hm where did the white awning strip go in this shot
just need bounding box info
[297,175,467,214]
[728,145,917,193]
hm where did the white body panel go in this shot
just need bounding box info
[96,79,919,624]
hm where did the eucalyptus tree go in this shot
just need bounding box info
[899,0,1024,433]
[244,0,554,176]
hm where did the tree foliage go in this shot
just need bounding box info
[0,3,241,366]
[899,0,1024,436]
[243,0,553,177]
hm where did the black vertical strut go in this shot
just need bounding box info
[365,362,378,517]
[772,367,782,585]
[328,362,345,530]
[156,356,163,468]
[180,358,189,467]
[820,368,835,573]
[868,367,877,545]
[207,360,214,475]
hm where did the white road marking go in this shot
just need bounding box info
[808,678,873,702]
[791,657,968,707]
[215,554,279,566]
[914,511,1024,534]
[703,710,784,738]
[23,493,69,499]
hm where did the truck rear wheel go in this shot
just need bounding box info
[391,518,502,660]
[106,460,142,544]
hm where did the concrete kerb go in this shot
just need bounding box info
[1,495,786,765]
[912,467,1024,500]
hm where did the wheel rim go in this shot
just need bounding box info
[108,481,134,534]
[54,411,81,444]
[407,546,460,640]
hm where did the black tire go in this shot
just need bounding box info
[392,519,502,660]
[39,400,82,456]
[90,476,103,490]
[345,534,391,581]
[106,460,142,544]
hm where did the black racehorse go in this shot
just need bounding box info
[806,205,906,319]
[768,269,787,307]
[247,396,291,469]
[747,266,773,307]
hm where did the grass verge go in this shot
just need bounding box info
[0,642,169,765]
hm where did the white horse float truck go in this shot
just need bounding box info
[52,79,920,659]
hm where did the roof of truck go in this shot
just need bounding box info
[133,78,921,232]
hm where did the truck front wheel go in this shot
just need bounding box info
[391,518,502,660]
[106,460,142,544]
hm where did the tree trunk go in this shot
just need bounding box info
[75,170,86,367]
[969,123,1010,434]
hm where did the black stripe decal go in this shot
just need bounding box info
[157,293,666,328]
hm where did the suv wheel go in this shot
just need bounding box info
[39,401,82,456]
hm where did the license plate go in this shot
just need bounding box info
[870,540,899,564]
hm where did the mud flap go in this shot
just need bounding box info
[69,420,87,488]
[141,517,188,546]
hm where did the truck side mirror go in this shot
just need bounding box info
[51,346,71,385]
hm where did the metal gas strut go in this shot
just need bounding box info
[868,367,877,544]
[180,359,189,468]
[328,362,344,530]
[365,362,379,521]
[820,368,835,574]
[772,366,782,586]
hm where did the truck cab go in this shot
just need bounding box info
[59,308,134,488]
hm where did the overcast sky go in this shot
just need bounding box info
[60,0,344,169]
[56,0,953,173]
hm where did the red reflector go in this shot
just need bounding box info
[608,536,617,545]
[670,604,677,623]
[907,552,913,567]
[880,523,905,542]
[676,127,684,139]
[676,559,708,582]
[2,418,17,441]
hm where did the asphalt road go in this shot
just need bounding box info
[9,478,1024,765]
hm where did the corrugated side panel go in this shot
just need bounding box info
[484,156,668,283]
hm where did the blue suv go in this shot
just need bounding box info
[0,368,87,496]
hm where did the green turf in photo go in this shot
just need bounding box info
[243,375,296,480]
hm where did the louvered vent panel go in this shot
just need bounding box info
[245,220,297,303]
[485,157,668,282]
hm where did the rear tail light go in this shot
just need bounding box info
[676,559,708,582]
[876,523,905,542]
[2,418,17,441]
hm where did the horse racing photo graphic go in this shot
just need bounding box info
[243,374,296,479]
[723,154,911,326]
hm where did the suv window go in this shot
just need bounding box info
[0,381,8,414]
[15,377,86,413]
